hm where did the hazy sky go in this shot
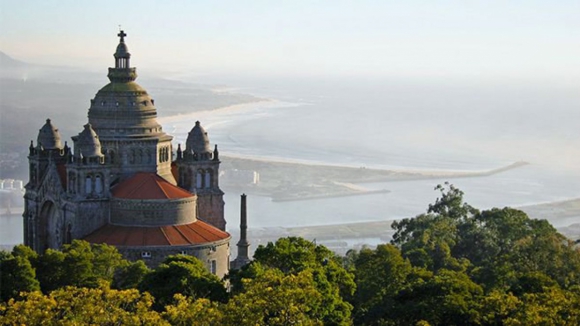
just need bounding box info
[0,0,578,83]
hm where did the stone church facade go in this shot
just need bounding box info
[23,31,234,277]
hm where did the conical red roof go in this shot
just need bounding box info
[112,172,193,199]
[83,220,230,246]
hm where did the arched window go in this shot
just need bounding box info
[205,170,211,188]
[85,176,92,195]
[196,170,203,188]
[162,147,169,162]
[95,175,103,194]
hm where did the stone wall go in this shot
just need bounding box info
[72,199,110,239]
[197,192,226,230]
[110,197,197,226]
[117,237,230,279]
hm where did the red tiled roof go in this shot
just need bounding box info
[112,172,193,199]
[83,220,230,246]
[56,164,67,188]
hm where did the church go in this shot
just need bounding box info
[23,31,250,278]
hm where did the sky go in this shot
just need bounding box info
[0,0,579,84]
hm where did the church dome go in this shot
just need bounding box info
[87,30,165,138]
[186,121,212,154]
[37,118,63,150]
[76,123,103,158]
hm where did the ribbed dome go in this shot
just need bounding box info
[76,124,103,158]
[186,121,212,154]
[37,119,63,150]
[88,82,161,134]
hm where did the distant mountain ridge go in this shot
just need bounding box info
[0,51,106,83]
[0,51,29,68]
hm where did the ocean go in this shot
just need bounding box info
[2,75,580,247]
[167,75,580,230]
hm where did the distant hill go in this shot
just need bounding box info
[0,51,28,68]
[0,51,104,82]
[0,51,32,79]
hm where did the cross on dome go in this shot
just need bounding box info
[118,30,127,43]
[111,29,134,77]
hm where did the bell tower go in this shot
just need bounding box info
[175,121,226,230]
[24,119,70,252]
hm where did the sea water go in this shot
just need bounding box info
[173,75,580,230]
[2,76,579,246]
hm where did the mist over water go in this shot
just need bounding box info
[196,75,580,167]
[2,74,579,247]
[166,75,580,229]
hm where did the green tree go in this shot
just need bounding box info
[34,240,132,292]
[223,269,324,326]
[60,240,100,288]
[251,237,355,299]
[162,295,223,326]
[91,242,127,282]
[392,269,483,326]
[241,236,355,325]
[353,244,412,325]
[480,286,580,326]
[10,244,38,263]
[35,248,67,292]
[0,252,40,302]
[139,255,227,311]
[113,260,150,290]
[392,184,474,272]
[0,286,166,324]
[391,184,580,291]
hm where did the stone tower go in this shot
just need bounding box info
[24,119,70,251]
[232,194,251,269]
[23,31,231,277]
[175,121,226,230]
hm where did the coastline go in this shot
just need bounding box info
[165,99,533,205]
[136,99,580,251]
[221,154,530,202]
[157,99,303,129]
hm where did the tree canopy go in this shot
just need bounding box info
[232,236,356,325]
[139,254,227,310]
[2,183,580,325]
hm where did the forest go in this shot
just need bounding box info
[1,184,580,325]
